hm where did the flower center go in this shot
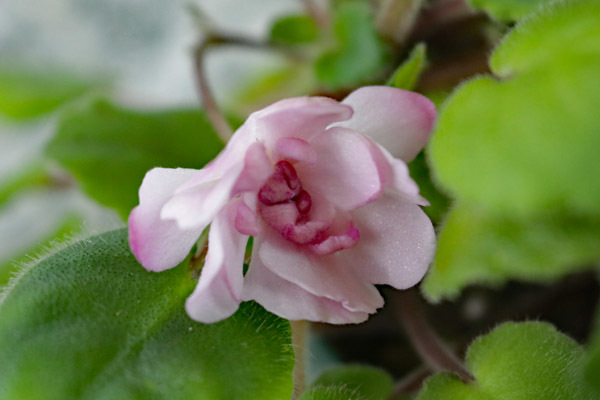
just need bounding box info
[257,161,326,245]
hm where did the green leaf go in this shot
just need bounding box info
[468,0,548,21]
[423,203,600,302]
[269,14,319,45]
[301,365,393,400]
[0,67,98,120]
[387,43,427,91]
[0,228,294,400]
[584,307,600,395]
[46,100,224,219]
[429,0,600,216]
[315,2,389,89]
[417,322,598,400]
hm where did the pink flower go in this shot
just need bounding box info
[128,86,436,324]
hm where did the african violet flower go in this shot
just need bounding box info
[129,86,436,324]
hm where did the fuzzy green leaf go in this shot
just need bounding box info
[423,203,600,302]
[418,322,598,400]
[46,100,224,219]
[301,365,393,400]
[429,0,600,216]
[468,0,548,21]
[0,229,294,400]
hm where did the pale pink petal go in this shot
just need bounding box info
[242,254,369,324]
[366,138,428,205]
[296,127,382,211]
[343,194,436,289]
[275,137,317,164]
[185,199,247,323]
[335,86,436,162]
[231,142,274,195]
[235,199,260,236]
[257,225,384,313]
[128,168,203,272]
[249,96,353,150]
[161,162,244,230]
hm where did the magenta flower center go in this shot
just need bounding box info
[258,160,359,254]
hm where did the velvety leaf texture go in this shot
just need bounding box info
[429,0,600,216]
[0,229,294,400]
[46,100,224,219]
[303,365,393,400]
[423,203,600,302]
[418,322,598,400]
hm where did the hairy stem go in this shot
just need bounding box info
[390,366,430,399]
[291,320,309,399]
[394,289,473,382]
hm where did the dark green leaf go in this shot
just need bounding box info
[387,43,427,91]
[270,14,319,45]
[0,67,98,120]
[301,365,393,400]
[418,322,598,399]
[315,2,389,89]
[0,229,294,400]
[46,100,224,219]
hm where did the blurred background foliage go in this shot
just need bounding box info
[1,0,599,399]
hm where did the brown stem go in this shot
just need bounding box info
[394,289,473,382]
[390,366,431,399]
[193,42,234,143]
[301,0,329,29]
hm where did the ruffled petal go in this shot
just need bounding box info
[335,86,436,162]
[249,96,353,150]
[275,137,317,164]
[231,142,274,196]
[185,199,247,323]
[161,162,244,230]
[257,225,384,313]
[343,194,436,289]
[129,168,203,272]
[242,254,369,324]
[296,127,382,210]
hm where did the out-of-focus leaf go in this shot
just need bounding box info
[0,68,98,120]
[423,203,600,302]
[301,365,393,400]
[417,322,598,400]
[408,153,450,224]
[46,100,224,219]
[315,2,388,89]
[468,0,548,21]
[0,162,50,205]
[269,14,319,45]
[0,229,294,400]
[429,0,600,216]
[387,43,427,90]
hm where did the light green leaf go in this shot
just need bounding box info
[468,0,548,21]
[417,322,598,400]
[46,100,224,219]
[0,229,294,400]
[429,0,600,216]
[315,2,389,89]
[0,67,99,120]
[387,43,427,91]
[584,307,600,395]
[301,365,393,400]
[269,14,319,45]
[423,203,600,302]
